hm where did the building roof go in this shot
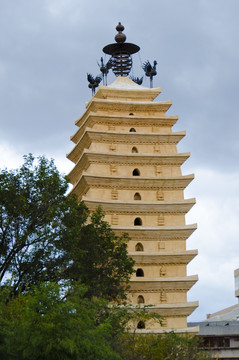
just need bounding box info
[189,321,239,336]
[207,303,239,322]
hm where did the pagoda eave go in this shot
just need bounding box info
[129,275,198,291]
[82,197,196,214]
[85,97,173,114]
[68,172,194,194]
[112,224,197,240]
[129,250,198,264]
[74,113,178,135]
[67,150,190,168]
[83,129,186,144]
[137,301,199,317]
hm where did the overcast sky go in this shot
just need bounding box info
[1,0,239,322]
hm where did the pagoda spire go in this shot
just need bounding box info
[103,22,140,77]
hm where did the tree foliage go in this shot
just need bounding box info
[0,283,211,360]
[0,154,82,294]
[116,331,211,360]
[62,207,134,301]
[0,154,134,300]
[0,282,122,360]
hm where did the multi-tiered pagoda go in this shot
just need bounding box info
[67,24,199,334]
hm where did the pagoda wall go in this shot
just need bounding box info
[84,163,182,177]
[85,189,184,201]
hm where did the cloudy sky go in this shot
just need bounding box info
[1,0,239,321]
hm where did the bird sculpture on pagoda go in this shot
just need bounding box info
[98,57,112,85]
[87,73,102,95]
[142,60,157,88]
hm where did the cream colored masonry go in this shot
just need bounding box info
[67,76,199,334]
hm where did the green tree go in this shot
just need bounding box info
[0,282,166,360]
[0,155,134,300]
[63,207,135,301]
[0,284,210,360]
[0,282,122,360]
[116,331,211,360]
[0,154,84,295]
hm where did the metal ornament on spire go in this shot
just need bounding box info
[142,60,157,88]
[103,22,140,77]
[98,57,112,85]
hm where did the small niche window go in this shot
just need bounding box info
[135,243,144,251]
[137,295,145,304]
[130,128,136,132]
[134,217,142,226]
[137,321,145,329]
[132,168,140,176]
[132,147,138,153]
[136,268,144,277]
[134,192,141,200]
[129,113,134,116]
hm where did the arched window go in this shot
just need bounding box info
[132,168,140,176]
[130,128,136,132]
[137,321,145,329]
[135,243,144,251]
[131,146,138,153]
[134,217,142,226]
[129,113,134,116]
[134,192,141,200]
[137,295,145,304]
[136,268,144,277]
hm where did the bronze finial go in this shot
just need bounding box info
[116,22,124,32]
[103,23,140,77]
[115,22,126,43]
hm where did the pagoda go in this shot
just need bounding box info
[67,23,199,334]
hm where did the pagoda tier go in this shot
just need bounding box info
[68,129,186,163]
[67,151,190,184]
[113,225,197,254]
[135,301,198,333]
[67,76,198,333]
[71,114,178,144]
[94,80,161,101]
[69,173,194,197]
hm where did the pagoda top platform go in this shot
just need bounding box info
[94,76,161,102]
